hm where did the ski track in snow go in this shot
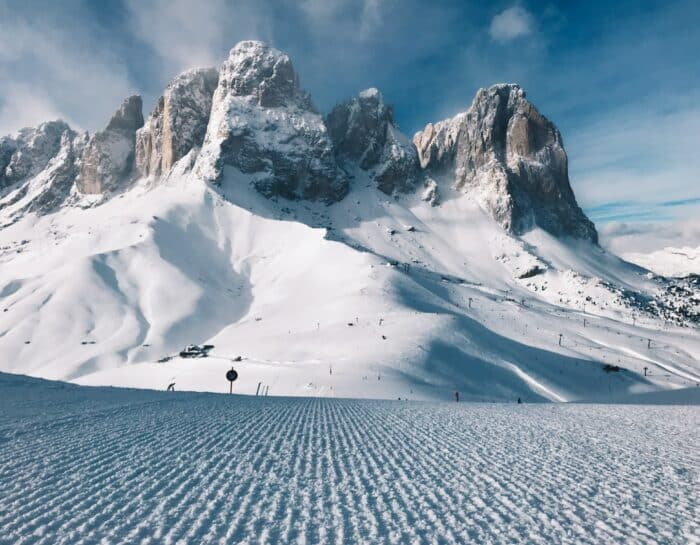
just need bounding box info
[1,377,698,545]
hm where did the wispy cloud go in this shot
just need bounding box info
[0,83,69,135]
[0,4,134,135]
[359,0,384,40]
[659,197,700,208]
[124,0,272,82]
[600,217,700,254]
[489,6,534,43]
[299,0,387,41]
[568,97,700,217]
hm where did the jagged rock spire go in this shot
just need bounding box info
[0,121,73,189]
[136,67,219,178]
[326,88,420,195]
[194,41,348,202]
[414,84,597,242]
[75,95,144,194]
[0,43,597,246]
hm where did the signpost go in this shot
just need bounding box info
[226,367,238,394]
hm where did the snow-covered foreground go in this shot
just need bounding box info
[1,373,698,545]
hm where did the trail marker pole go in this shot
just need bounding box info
[226,367,238,394]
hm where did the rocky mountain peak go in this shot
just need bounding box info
[0,120,74,189]
[326,87,393,168]
[0,44,597,245]
[75,95,144,194]
[104,95,144,134]
[414,83,597,242]
[194,41,347,202]
[136,67,219,178]
[326,88,420,195]
[220,40,309,109]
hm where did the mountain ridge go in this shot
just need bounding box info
[1,40,595,242]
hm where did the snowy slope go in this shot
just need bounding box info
[1,166,699,402]
[1,372,697,545]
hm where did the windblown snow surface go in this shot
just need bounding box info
[1,373,698,545]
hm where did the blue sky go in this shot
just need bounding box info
[0,0,698,245]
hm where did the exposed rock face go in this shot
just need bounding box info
[0,121,73,189]
[136,68,219,178]
[0,128,87,222]
[76,95,144,194]
[326,88,420,195]
[195,41,348,203]
[0,138,15,187]
[413,84,597,242]
[22,131,88,215]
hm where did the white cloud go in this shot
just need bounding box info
[489,6,534,43]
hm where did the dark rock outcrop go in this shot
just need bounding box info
[326,88,420,195]
[23,131,87,214]
[0,121,73,189]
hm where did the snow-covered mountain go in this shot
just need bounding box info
[1,41,698,401]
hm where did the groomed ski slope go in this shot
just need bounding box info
[1,373,698,545]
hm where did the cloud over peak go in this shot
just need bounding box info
[489,6,534,43]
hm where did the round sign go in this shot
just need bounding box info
[226,369,238,382]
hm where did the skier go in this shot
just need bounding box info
[454,390,459,402]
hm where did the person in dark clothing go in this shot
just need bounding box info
[454,390,459,402]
